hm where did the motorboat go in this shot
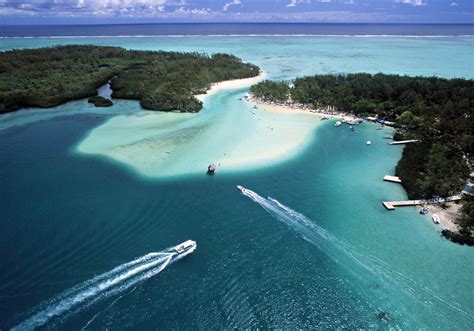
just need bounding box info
[432,214,440,224]
[419,207,429,215]
[334,121,342,127]
[366,140,372,145]
[175,240,196,254]
[237,185,246,193]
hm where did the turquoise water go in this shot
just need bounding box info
[1,35,473,329]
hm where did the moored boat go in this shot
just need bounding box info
[432,214,440,224]
[207,163,217,175]
[334,121,342,127]
[420,207,429,215]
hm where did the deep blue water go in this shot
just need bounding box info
[1,23,473,38]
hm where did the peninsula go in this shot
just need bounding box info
[0,45,259,113]
[250,74,474,245]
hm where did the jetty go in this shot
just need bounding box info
[383,175,402,183]
[388,140,419,145]
[383,195,462,210]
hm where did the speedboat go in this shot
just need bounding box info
[175,240,196,254]
[334,121,342,127]
[432,214,440,224]
[366,140,372,145]
[420,207,429,215]
[237,185,246,193]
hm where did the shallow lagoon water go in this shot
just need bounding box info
[78,87,318,178]
[1,34,474,329]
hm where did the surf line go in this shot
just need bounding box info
[12,241,196,331]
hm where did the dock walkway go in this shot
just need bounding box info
[383,175,402,183]
[383,195,462,210]
[388,140,419,145]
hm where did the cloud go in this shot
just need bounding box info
[287,0,301,7]
[0,0,185,17]
[450,2,458,6]
[287,0,331,7]
[172,6,210,15]
[223,0,241,12]
[394,0,426,6]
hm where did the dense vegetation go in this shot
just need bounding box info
[88,96,113,107]
[249,80,290,101]
[251,74,473,243]
[0,45,259,113]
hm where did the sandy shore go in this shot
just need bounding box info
[195,71,267,102]
[249,96,361,123]
[423,202,461,232]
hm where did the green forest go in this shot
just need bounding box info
[0,45,259,113]
[251,74,474,244]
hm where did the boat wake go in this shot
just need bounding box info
[238,186,473,327]
[12,243,196,330]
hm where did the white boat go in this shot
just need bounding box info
[366,140,372,145]
[175,240,196,254]
[237,185,249,194]
[334,121,342,127]
[432,214,440,224]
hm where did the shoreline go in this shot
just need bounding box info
[248,95,361,123]
[424,202,461,232]
[250,95,467,235]
[195,71,267,102]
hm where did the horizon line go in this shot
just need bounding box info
[2,22,474,27]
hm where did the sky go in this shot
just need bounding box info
[0,0,472,25]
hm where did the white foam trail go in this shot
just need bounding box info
[12,244,195,330]
[239,187,473,325]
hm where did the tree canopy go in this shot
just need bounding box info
[0,45,259,113]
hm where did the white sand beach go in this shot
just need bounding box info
[195,71,267,102]
[249,95,361,123]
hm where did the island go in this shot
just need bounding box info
[0,45,260,113]
[250,74,474,245]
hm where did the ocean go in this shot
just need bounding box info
[0,24,473,329]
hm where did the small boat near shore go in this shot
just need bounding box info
[432,214,440,224]
[420,207,429,215]
[334,121,342,127]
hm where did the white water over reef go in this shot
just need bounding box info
[12,243,196,330]
[77,89,320,178]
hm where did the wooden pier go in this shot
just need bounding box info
[383,175,402,183]
[382,195,462,211]
[382,200,423,210]
[388,140,419,145]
